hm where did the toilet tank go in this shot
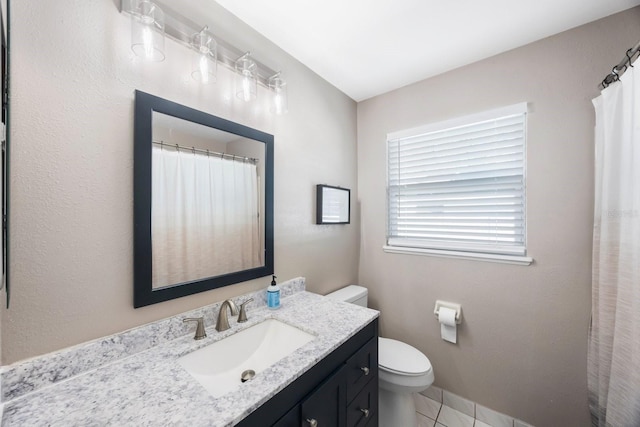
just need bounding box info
[325,285,368,307]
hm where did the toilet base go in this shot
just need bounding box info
[379,387,418,427]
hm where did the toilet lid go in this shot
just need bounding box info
[379,337,432,376]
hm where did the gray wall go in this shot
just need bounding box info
[2,0,358,364]
[356,7,639,427]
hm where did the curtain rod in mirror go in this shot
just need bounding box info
[152,140,259,164]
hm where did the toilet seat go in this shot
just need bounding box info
[379,337,432,377]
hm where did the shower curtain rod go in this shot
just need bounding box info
[601,39,640,88]
[152,140,259,164]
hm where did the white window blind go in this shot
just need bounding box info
[387,104,527,256]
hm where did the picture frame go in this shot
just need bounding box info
[316,184,350,224]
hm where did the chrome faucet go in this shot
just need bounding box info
[215,299,239,332]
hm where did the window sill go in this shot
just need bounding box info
[382,245,533,266]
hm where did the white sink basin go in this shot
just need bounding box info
[178,319,315,398]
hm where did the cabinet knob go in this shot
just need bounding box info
[360,366,370,376]
[360,408,370,418]
[306,418,318,427]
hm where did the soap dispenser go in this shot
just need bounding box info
[267,275,280,309]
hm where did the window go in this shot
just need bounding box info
[385,103,531,264]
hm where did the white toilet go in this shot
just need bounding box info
[326,285,434,427]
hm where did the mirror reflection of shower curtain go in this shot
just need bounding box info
[589,63,640,427]
[151,147,261,288]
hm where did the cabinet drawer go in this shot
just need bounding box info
[346,337,378,403]
[347,376,377,427]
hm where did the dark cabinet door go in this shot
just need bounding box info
[301,366,346,427]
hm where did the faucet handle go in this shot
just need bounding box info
[183,317,207,340]
[237,298,254,323]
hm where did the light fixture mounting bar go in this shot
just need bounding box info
[120,0,278,88]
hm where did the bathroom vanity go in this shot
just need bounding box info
[240,319,378,427]
[0,279,379,427]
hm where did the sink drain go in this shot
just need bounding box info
[241,369,256,383]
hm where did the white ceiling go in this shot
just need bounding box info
[213,0,640,101]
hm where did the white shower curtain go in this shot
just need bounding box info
[589,63,640,426]
[151,146,261,288]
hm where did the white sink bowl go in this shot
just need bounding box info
[178,319,315,398]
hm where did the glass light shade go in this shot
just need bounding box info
[269,74,288,115]
[191,30,217,84]
[131,0,165,61]
[235,54,257,102]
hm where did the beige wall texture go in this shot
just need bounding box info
[4,1,640,425]
[2,0,358,364]
[357,7,639,427]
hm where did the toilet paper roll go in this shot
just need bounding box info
[438,307,457,344]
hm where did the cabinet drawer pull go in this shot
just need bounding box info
[306,418,318,427]
[360,366,370,375]
[360,408,370,418]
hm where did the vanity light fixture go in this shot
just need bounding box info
[130,0,165,62]
[120,0,288,112]
[235,52,258,102]
[191,26,217,84]
[268,72,288,115]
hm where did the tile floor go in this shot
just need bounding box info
[415,392,476,427]
[413,392,534,427]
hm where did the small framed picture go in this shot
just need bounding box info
[316,184,350,224]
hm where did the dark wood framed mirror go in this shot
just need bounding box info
[134,90,274,308]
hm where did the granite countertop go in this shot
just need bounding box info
[1,290,379,426]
